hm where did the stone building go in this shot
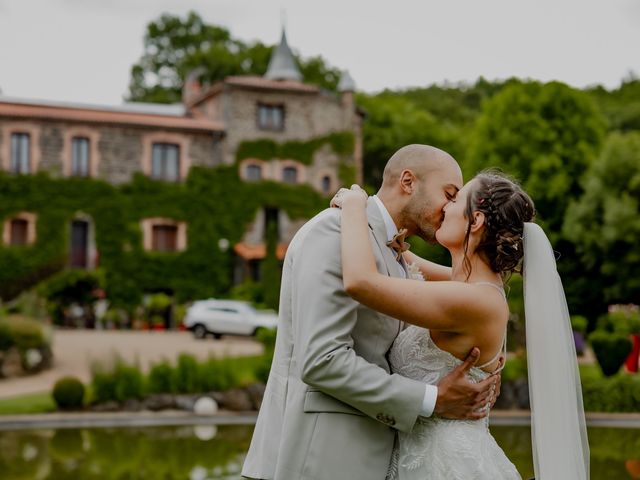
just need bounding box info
[0,28,363,286]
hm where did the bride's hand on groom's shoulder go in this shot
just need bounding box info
[330,185,368,209]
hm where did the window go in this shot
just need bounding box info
[321,175,332,194]
[3,213,37,246]
[257,103,284,131]
[141,217,186,252]
[151,143,180,181]
[152,225,178,252]
[10,133,30,174]
[9,219,28,245]
[70,220,89,267]
[71,137,90,177]
[246,164,262,181]
[282,166,298,184]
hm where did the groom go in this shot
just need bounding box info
[242,145,499,480]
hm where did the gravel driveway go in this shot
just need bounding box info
[0,329,263,399]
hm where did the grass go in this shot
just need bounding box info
[0,391,56,415]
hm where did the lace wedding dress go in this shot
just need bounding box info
[386,324,522,480]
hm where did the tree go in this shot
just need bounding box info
[128,11,341,103]
[358,94,461,188]
[587,79,640,133]
[564,132,640,305]
[465,81,606,237]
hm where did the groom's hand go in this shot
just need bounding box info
[433,347,498,420]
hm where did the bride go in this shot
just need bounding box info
[334,172,589,479]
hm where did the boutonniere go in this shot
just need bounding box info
[406,262,426,282]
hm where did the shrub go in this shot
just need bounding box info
[52,376,85,410]
[255,328,277,384]
[40,269,104,326]
[175,353,200,393]
[570,315,588,334]
[113,361,145,401]
[256,327,277,355]
[0,320,13,351]
[502,355,528,382]
[589,331,633,376]
[597,305,640,335]
[91,366,117,404]
[148,361,176,394]
[199,357,238,392]
[3,315,48,351]
[582,374,640,412]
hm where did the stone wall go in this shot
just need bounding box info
[219,87,354,165]
[0,119,223,185]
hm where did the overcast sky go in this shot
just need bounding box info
[1,0,639,105]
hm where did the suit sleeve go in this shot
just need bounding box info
[294,210,425,433]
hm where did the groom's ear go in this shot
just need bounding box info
[469,211,485,233]
[399,169,417,194]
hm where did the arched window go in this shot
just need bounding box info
[321,175,332,194]
[282,166,298,185]
[246,164,262,181]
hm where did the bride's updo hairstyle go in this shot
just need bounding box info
[462,171,536,277]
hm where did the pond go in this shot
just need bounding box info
[0,423,639,479]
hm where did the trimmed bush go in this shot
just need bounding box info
[582,374,640,412]
[148,361,175,394]
[91,366,117,404]
[52,376,85,410]
[589,331,633,376]
[113,362,145,401]
[175,353,200,393]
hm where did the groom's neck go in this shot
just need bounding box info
[376,190,406,232]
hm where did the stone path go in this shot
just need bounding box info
[0,330,263,399]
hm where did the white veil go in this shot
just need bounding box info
[523,222,589,479]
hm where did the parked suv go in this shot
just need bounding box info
[184,299,278,339]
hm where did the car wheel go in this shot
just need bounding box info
[193,324,208,340]
[212,332,223,340]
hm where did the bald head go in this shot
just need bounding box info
[377,144,463,241]
[381,144,458,189]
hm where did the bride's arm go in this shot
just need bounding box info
[402,251,452,281]
[340,191,490,332]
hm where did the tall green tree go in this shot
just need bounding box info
[465,81,606,237]
[564,132,640,305]
[128,11,340,103]
[587,78,640,133]
[358,94,461,188]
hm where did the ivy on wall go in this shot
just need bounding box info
[235,131,355,165]
[0,168,325,307]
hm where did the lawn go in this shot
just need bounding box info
[0,391,56,415]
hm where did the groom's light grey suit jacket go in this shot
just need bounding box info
[241,199,425,480]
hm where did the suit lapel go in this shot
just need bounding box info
[366,198,403,279]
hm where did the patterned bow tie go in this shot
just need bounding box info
[386,228,410,260]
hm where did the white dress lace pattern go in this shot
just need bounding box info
[386,325,522,480]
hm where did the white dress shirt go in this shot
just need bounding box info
[372,195,438,417]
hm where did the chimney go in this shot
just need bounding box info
[182,68,206,105]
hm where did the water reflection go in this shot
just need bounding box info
[0,424,638,479]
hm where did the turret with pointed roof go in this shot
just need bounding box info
[264,29,303,82]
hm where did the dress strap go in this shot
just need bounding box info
[477,332,507,370]
[472,281,506,300]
